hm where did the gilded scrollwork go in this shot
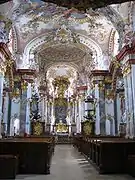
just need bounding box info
[122,64,131,77]
[33,122,43,135]
[5,58,14,89]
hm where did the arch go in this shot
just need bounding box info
[12,26,18,53]
[7,26,18,55]
[99,6,125,48]
[23,32,103,69]
[108,29,119,56]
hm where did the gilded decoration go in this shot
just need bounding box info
[82,120,95,135]
[53,76,70,98]
[122,64,131,77]
[33,121,43,135]
[11,0,116,57]
[5,58,15,90]
[83,122,92,135]
[55,123,68,133]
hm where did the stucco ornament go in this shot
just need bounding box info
[0,14,12,43]
[54,24,79,44]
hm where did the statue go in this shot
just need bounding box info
[0,21,8,43]
[0,15,12,43]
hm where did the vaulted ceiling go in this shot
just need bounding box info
[0,0,133,9]
[0,0,134,93]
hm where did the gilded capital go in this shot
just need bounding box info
[122,64,131,77]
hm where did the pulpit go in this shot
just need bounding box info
[31,121,45,135]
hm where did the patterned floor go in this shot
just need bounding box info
[16,145,134,180]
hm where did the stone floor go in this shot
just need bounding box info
[16,144,134,180]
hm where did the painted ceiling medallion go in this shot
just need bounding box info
[54,25,79,44]
[38,45,86,62]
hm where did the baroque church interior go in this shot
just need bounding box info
[0,0,135,179]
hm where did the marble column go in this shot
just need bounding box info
[94,81,106,135]
[3,92,9,133]
[105,98,115,135]
[91,71,108,135]
[72,101,75,123]
[116,93,122,133]
[44,97,48,123]
[19,85,28,136]
[75,100,78,133]
[10,97,21,136]
[25,83,32,134]
[50,102,55,132]
[94,84,100,135]
[41,97,45,121]
[76,98,81,133]
[0,72,4,138]
[131,64,135,136]
[122,63,134,138]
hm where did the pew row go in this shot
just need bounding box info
[73,136,135,174]
[0,136,55,176]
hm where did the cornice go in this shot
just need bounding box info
[0,43,12,59]
[17,69,36,76]
[116,41,135,61]
[77,86,87,91]
[90,70,110,77]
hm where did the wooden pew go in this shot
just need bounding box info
[73,135,122,157]
[0,136,55,175]
[95,139,135,174]
[73,135,135,174]
[0,155,18,179]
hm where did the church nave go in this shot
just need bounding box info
[16,145,134,180]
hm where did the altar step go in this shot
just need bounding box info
[55,136,73,144]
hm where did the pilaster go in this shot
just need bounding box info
[0,72,4,138]
[17,69,36,135]
[90,70,109,135]
[104,76,115,135]
[116,43,135,138]
[0,43,15,138]
[76,97,82,133]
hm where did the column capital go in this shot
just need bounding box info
[17,69,37,83]
[90,70,110,84]
[116,41,135,61]
[116,43,135,64]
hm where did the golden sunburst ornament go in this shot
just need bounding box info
[83,122,92,135]
[33,122,43,135]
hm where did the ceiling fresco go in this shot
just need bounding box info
[14,7,114,53]
[0,1,134,97]
[38,45,86,62]
[0,0,122,53]
[0,1,134,78]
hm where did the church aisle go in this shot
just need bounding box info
[16,145,134,180]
